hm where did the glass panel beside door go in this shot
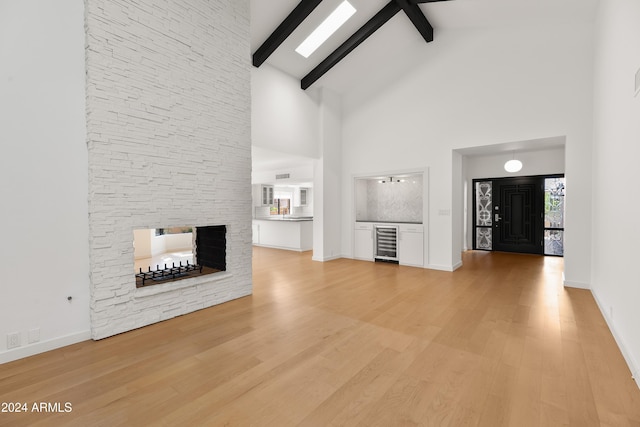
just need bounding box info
[543,177,565,256]
[474,181,493,250]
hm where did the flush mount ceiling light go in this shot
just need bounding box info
[295,1,356,58]
[504,158,523,173]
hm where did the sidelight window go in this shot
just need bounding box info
[474,181,493,250]
[544,177,565,256]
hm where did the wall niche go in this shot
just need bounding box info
[355,173,423,224]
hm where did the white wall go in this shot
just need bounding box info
[252,163,314,185]
[251,66,341,261]
[161,233,193,253]
[313,88,343,261]
[251,64,320,158]
[341,22,594,277]
[0,0,90,362]
[134,229,193,259]
[592,0,640,384]
[133,229,153,259]
[150,231,167,258]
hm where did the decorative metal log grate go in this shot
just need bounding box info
[135,261,203,286]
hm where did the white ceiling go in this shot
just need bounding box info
[249,0,596,176]
[250,0,598,94]
[455,135,566,157]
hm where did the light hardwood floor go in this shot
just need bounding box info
[1,248,639,426]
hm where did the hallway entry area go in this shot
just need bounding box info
[474,175,565,256]
[1,248,638,426]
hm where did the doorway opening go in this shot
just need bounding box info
[472,175,565,256]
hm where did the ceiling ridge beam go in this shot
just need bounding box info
[252,0,323,68]
[301,1,402,90]
[396,0,434,42]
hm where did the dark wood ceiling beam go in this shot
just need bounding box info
[396,0,434,42]
[252,0,323,68]
[408,0,452,4]
[301,1,401,90]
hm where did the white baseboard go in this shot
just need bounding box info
[0,330,91,365]
[563,280,591,289]
[344,256,460,272]
[312,254,342,262]
[253,243,312,252]
[591,290,640,391]
[425,263,459,272]
[562,272,591,289]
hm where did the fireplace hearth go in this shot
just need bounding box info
[134,225,226,288]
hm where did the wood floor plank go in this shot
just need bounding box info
[1,248,639,426]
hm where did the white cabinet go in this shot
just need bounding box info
[293,187,309,207]
[399,224,424,267]
[354,222,374,261]
[354,222,424,266]
[253,219,313,251]
[299,187,308,206]
[252,184,274,207]
[261,185,274,206]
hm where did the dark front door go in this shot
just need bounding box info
[492,177,543,254]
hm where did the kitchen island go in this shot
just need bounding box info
[252,217,313,252]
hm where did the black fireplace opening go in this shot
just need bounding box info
[196,225,226,271]
[134,224,226,288]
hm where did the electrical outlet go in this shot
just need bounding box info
[7,332,20,349]
[28,328,40,344]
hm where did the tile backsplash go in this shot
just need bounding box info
[356,174,423,223]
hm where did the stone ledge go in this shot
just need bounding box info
[134,271,234,298]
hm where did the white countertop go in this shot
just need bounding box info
[254,216,313,222]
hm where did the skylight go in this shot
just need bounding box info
[295,1,356,58]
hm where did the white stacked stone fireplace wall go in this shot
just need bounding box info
[85,0,252,339]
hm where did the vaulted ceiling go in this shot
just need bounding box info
[253,0,450,90]
[250,0,598,94]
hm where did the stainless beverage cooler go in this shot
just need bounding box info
[374,225,398,263]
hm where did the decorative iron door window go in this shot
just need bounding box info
[474,181,493,250]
